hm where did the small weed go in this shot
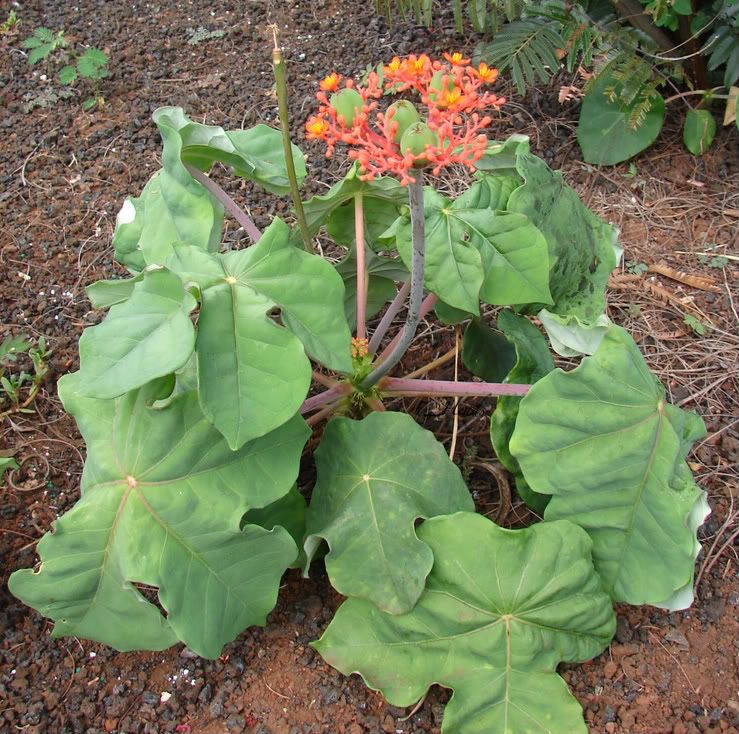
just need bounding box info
[698,254,729,269]
[186,26,225,45]
[0,9,19,34]
[0,335,51,417]
[683,314,705,335]
[626,260,648,276]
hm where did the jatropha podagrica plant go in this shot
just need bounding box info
[10,52,709,734]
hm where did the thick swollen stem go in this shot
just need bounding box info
[361,175,426,389]
[272,44,314,254]
[355,192,367,340]
[377,292,437,364]
[300,384,351,414]
[380,377,531,398]
[368,279,410,355]
[184,164,261,243]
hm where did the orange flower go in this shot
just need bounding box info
[475,63,498,83]
[305,116,329,139]
[307,54,505,185]
[444,52,470,66]
[319,72,342,92]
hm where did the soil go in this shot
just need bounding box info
[1,2,738,734]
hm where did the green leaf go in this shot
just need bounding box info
[305,413,474,614]
[315,513,615,734]
[577,74,665,165]
[502,136,619,352]
[243,485,307,568]
[152,107,306,196]
[301,163,408,237]
[452,210,552,306]
[77,269,196,399]
[476,19,564,95]
[58,65,77,85]
[683,108,716,156]
[82,98,98,112]
[434,299,474,325]
[489,311,554,514]
[453,170,522,210]
[0,335,32,362]
[9,374,309,658]
[394,188,483,314]
[510,326,709,608]
[112,116,225,270]
[0,456,19,476]
[28,45,52,64]
[462,318,517,383]
[77,48,108,78]
[85,273,144,308]
[168,218,351,449]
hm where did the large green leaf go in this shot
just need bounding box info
[501,135,620,355]
[112,119,224,270]
[510,326,709,608]
[577,75,666,165]
[9,374,309,658]
[85,272,144,308]
[152,107,307,195]
[454,210,552,306]
[391,184,551,313]
[302,163,408,237]
[315,513,616,734]
[394,188,483,314]
[489,311,554,515]
[77,269,196,399]
[461,318,517,383]
[168,218,351,449]
[304,412,474,614]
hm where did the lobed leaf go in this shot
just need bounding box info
[315,512,615,734]
[9,374,310,658]
[77,269,196,399]
[168,218,351,449]
[510,326,709,608]
[304,412,474,614]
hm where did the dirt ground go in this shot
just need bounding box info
[1,1,738,733]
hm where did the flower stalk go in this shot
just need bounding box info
[361,175,426,389]
[368,279,410,355]
[354,192,367,340]
[272,35,313,253]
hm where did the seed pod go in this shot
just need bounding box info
[384,100,420,143]
[329,88,364,127]
[399,122,439,166]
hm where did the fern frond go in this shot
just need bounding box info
[478,19,564,95]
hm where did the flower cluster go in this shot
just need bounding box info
[305,53,505,185]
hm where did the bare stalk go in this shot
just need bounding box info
[184,163,261,243]
[368,279,410,355]
[361,175,426,389]
[300,384,351,414]
[355,192,367,340]
[376,292,437,364]
[380,377,531,398]
[271,33,313,253]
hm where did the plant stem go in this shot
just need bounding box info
[272,39,313,254]
[663,87,729,104]
[355,192,367,340]
[312,369,339,388]
[368,279,410,355]
[380,377,531,398]
[376,292,437,364]
[300,384,351,414]
[184,164,261,243]
[361,175,426,389]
